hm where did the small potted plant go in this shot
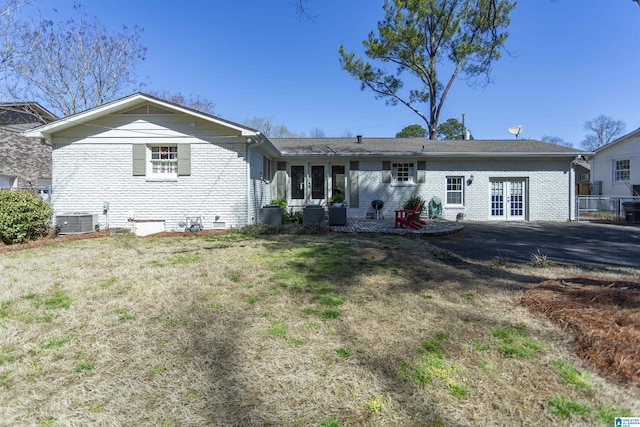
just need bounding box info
[328,192,347,225]
[328,192,345,207]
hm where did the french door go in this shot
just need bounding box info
[290,164,345,205]
[490,180,526,220]
[290,164,326,205]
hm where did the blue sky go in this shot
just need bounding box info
[26,1,640,146]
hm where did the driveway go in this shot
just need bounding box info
[427,221,640,269]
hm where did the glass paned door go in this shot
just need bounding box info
[490,180,526,220]
[491,181,504,217]
[509,181,524,218]
[311,165,325,202]
[291,165,305,200]
[331,165,345,197]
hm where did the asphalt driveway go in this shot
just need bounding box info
[427,221,640,269]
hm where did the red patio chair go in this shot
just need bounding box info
[394,201,425,230]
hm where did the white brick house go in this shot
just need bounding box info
[590,127,640,197]
[25,93,592,234]
[25,93,278,234]
[271,138,591,222]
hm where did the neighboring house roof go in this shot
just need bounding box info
[23,92,263,140]
[0,102,57,132]
[271,137,592,158]
[595,127,640,153]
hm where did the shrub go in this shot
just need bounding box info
[403,195,425,213]
[0,190,53,244]
[270,198,287,210]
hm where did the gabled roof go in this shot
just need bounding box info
[23,92,262,139]
[595,127,640,153]
[271,137,592,157]
[0,102,57,132]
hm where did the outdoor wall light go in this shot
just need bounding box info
[467,175,474,185]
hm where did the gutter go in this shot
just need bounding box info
[279,151,595,158]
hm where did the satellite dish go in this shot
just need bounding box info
[508,125,523,138]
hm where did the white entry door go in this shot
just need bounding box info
[490,180,526,220]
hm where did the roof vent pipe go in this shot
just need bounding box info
[357,135,362,144]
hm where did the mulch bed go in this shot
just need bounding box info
[521,277,640,386]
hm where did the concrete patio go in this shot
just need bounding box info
[329,218,463,236]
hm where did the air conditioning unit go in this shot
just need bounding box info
[56,213,99,234]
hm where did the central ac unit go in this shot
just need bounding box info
[56,213,99,234]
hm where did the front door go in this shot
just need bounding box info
[490,180,526,220]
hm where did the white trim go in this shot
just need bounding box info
[24,93,261,139]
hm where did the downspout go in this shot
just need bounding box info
[246,141,252,226]
[246,134,264,226]
[569,156,580,221]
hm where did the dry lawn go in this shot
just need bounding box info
[0,230,638,426]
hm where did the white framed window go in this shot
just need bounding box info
[580,173,590,182]
[446,176,464,205]
[132,144,190,178]
[392,162,415,183]
[151,146,178,176]
[615,159,630,182]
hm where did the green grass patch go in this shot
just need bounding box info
[318,416,342,427]
[99,275,119,288]
[492,326,544,359]
[314,295,345,306]
[336,347,355,359]
[302,306,320,315]
[549,360,593,389]
[34,290,72,310]
[320,309,341,320]
[39,336,74,350]
[364,395,384,415]
[104,308,136,322]
[445,378,470,398]
[74,361,96,373]
[265,321,303,345]
[0,346,19,365]
[152,366,167,375]
[167,254,202,266]
[0,300,12,318]
[545,395,591,418]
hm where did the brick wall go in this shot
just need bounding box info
[52,141,249,231]
[351,157,571,221]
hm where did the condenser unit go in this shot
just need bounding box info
[56,213,99,234]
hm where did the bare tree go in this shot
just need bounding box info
[0,0,35,73]
[146,90,215,114]
[309,127,326,138]
[541,135,573,148]
[294,0,316,21]
[244,116,296,138]
[581,115,626,151]
[2,4,146,117]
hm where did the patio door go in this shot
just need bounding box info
[290,164,326,205]
[490,180,526,220]
[310,165,326,204]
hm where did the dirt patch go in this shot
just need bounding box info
[0,229,228,254]
[521,277,640,386]
[0,231,109,254]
